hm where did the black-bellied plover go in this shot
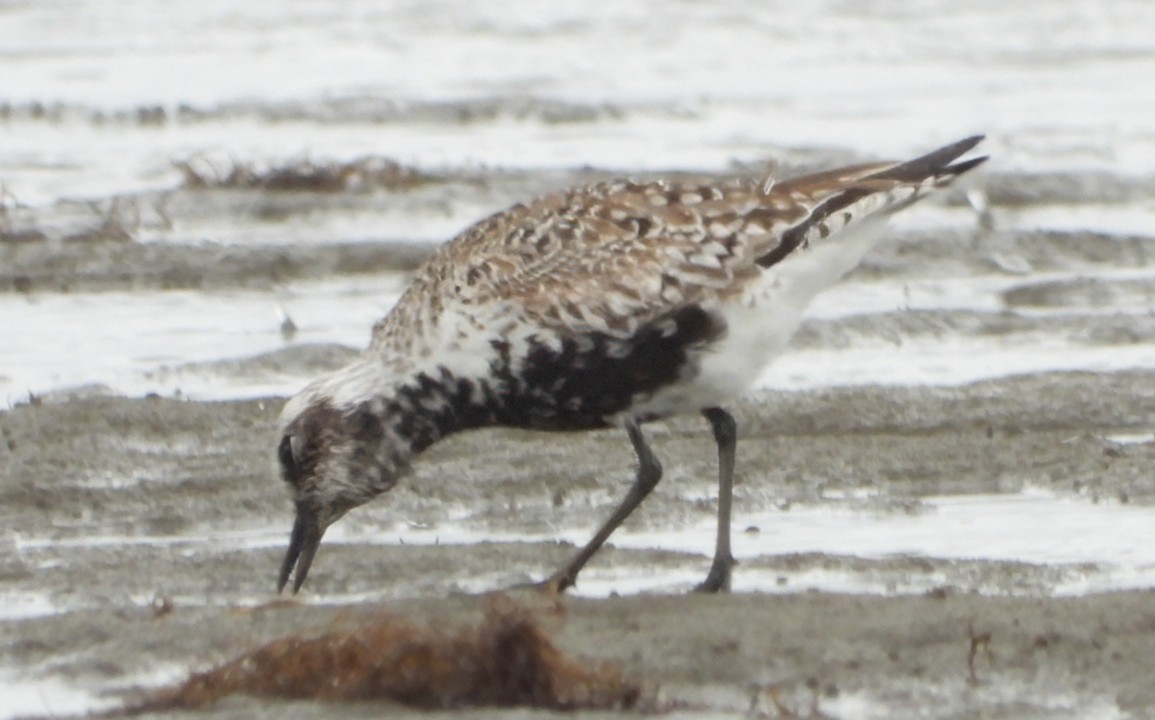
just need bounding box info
[275,136,987,594]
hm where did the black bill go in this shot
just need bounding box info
[277,507,325,594]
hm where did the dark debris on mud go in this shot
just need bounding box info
[173,156,443,194]
[122,596,639,715]
[1,193,142,249]
[0,96,628,129]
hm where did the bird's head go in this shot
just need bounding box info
[274,377,402,594]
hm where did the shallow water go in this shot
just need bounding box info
[3,673,119,720]
[279,489,1155,598]
[9,264,1155,400]
[4,0,1154,189]
[7,486,1154,616]
[2,1,1154,402]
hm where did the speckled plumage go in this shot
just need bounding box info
[275,136,988,594]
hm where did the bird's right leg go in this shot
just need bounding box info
[544,419,661,594]
[696,407,737,592]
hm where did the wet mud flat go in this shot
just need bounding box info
[6,2,1155,715]
[3,370,1155,718]
[4,160,1155,295]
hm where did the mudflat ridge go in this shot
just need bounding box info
[3,369,1155,718]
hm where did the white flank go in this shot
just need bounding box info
[634,215,891,419]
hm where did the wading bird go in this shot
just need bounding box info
[275,136,987,594]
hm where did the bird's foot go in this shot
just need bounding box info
[508,571,574,597]
[538,571,575,597]
[694,556,735,593]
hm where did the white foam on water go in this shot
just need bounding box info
[0,591,62,621]
[0,671,118,720]
[0,664,191,720]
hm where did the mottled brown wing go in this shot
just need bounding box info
[372,136,985,353]
[371,179,806,353]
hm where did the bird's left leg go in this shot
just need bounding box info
[544,418,661,594]
[696,407,736,592]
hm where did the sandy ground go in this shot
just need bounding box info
[3,368,1155,718]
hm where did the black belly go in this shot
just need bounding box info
[390,304,726,448]
[493,304,725,430]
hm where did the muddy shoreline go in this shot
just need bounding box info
[6,1,1155,715]
[5,160,1154,296]
[3,370,1155,718]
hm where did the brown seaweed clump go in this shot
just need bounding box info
[131,597,639,712]
[174,155,438,193]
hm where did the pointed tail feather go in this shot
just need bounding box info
[866,134,987,184]
[757,136,987,269]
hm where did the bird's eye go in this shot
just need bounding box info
[278,435,299,486]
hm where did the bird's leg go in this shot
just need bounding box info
[696,407,737,593]
[544,419,661,594]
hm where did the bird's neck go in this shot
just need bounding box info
[378,365,498,459]
[298,358,495,485]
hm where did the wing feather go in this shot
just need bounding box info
[371,137,986,356]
